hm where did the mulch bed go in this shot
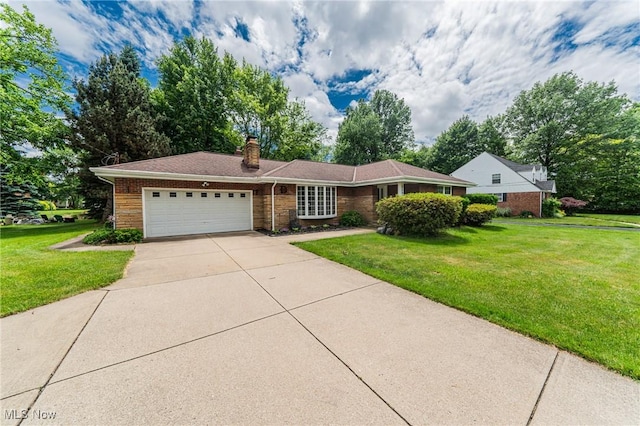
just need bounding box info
[257,224,356,237]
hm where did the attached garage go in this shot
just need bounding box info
[143,189,252,238]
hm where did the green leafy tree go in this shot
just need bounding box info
[68,46,170,219]
[477,116,507,157]
[334,103,383,165]
[0,4,71,159]
[370,90,415,156]
[334,90,414,165]
[502,72,630,197]
[275,100,327,161]
[398,145,431,169]
[228,60,288,156]
[426,115,482,174]
[155,36,238,154]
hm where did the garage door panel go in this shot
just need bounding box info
[144,190,251,238]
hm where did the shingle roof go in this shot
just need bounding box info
[535,180,556,192]
[93,151,474,186]
[98,151,287,177]
[486,153,539,172]
[264,159,355,182]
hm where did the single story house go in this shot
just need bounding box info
[91,136,474,238]
[451,152,556,217]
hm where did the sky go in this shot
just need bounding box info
[11,0,640,145]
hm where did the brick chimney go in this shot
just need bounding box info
[243,135,260,169]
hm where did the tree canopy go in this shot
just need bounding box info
[334,90,414,165]
[155,37,327,160]
[502,71,635,208]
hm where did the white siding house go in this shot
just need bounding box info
[451,152,556,217]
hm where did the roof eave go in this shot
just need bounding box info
[89,168,476,187]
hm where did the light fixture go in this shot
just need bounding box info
[202,182,209,187]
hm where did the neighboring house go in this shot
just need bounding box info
[91,136,474,238]
[451,152,556,217]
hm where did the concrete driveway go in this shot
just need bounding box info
[1,230,638,425]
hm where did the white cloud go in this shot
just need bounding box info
[11,0,639,144]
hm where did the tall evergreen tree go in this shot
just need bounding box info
[67,47,170,219]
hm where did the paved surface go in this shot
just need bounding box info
[1,230,638,425]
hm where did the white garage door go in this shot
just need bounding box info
[144,189,252,238]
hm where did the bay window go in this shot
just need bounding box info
[297,186,337,218]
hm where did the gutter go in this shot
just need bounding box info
[90,168,476,188]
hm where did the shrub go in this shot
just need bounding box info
[520,210,535,218]
[462,204,497,226]
[496,207,512,217]
[38,200,57,211]
[114,229,143,243]
[542,197,562,218]
[376,193,463,236]
[560,197,588,216]
[340,210,366,227]
[465,193,499,205]
[83,228,143,245]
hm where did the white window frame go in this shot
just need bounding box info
[297,185,337,219]
[492,173,501,184]
[493,193,505,202]
[437,185,452,196]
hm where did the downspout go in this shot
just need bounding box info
[97,176,115,228]
[539,192,543,218]
[271,181,277,231]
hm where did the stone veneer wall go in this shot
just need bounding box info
[499,192,542,217]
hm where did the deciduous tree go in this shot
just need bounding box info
[334,90,414,165]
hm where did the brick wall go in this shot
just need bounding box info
[499,192,542,217]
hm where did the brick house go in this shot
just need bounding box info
[91,136,474,238]
[451,152,556,217]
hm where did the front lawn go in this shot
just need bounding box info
[0,221,133,317]
[295,225,640,379]
[577,213,640,225]
[494,214,639,228]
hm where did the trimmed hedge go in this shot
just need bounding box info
[83,228,143,245]
[376,193,463,236]
[339,210,366,227]
[462,204,497,226]
[464,193,499,205]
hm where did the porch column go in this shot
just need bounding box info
[398,183,404,195]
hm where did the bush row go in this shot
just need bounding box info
[83,228,143,245]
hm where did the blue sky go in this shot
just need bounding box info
[13,0,640,145]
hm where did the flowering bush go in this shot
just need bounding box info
[560,197,588,216]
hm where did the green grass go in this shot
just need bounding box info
[295,225,640,379]
[0,221,133,317]
[577,213,640,225]
[494,214,640,228]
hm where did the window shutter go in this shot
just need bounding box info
[503,193,507,202]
